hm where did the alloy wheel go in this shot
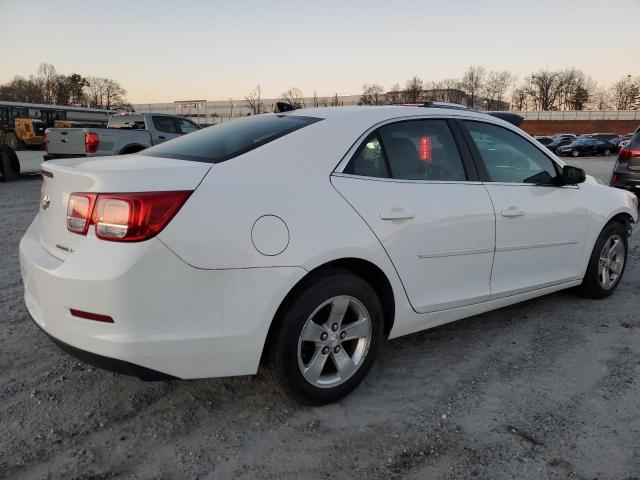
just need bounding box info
[598,234,625,290]
[297,295,372,388]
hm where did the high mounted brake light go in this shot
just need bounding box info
[67,191,192,242]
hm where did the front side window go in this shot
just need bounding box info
[141,114,322,163]
[464,121,558,184]
[152,116,178,134]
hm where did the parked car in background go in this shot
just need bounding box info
[611,129,640,196]
[551,133,577,141]
[44,113,201,160]
[610,134,633,148]
[578,133,619,142]
[20,105,637,405]
[557,138,618,157]
[535,136,554,146]
[545,136,575,153]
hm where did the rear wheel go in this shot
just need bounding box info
[576,222,628,299]
[0,144,19,181]
[4,132,20,151]
[263,269,383,405]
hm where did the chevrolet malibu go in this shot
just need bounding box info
[20,105,638,405]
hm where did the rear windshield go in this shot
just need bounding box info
[108,115,146,129]
[141,114,322,163]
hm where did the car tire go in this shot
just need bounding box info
[575,222,628,299]
[604,149,612,156]
[263,268,384,405]
[4,132,20,151]
[0,144,20,181]
[571,150,580,157]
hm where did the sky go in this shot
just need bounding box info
[0,0,638,104]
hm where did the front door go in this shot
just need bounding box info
[332,118,496,313]
[462,120,589,297]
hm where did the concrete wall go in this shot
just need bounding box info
[521,120,640,136]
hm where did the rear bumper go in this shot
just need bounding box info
[44,153,87,161]
[19,216,307,379]
[612,171,640,194]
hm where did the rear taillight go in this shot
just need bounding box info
[67,191,191,242]
[67,193,97,234]
[85,132,100,153]
[619,148,640,160]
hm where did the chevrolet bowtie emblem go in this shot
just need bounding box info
[40,194,50,210]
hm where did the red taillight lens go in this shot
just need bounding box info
[419,136,432,163]
[619,148,640,160]
[85,132,100,153]
[67,191,192,241]
[67,193,97,234]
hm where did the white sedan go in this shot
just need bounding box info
[20,105,638,404]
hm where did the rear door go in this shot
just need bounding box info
[461,120,589,297]
[332,118,496,313]
[151,116,181,144]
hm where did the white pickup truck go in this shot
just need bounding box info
[44,113,201,160]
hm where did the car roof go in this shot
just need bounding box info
[286,105,514,128]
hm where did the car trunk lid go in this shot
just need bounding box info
[38,154,211,260]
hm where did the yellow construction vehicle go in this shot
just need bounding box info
[0,105,47,150]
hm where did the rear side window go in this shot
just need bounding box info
[141,114,322,163]
[153,116,178,133]
[108,115,145,129]
[379,119,466,181]
[630,131,640,148]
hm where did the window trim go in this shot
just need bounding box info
[458,119,569,187]
[176,117,201,134]
[335,116,479,184]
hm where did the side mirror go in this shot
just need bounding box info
[561,165,586,185]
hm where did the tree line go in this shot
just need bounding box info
[0,63,131,110]
[245,67,639,113]
[356,67,640,111]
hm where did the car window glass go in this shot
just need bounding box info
[141,114,322,163]
[344,134,389,178]
[378,119,466,181]
[152,116,178,134]
[108,115,145,129]
[464,121,558,184]
[177,118,200,134]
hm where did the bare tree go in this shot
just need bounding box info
[280,87,305,108]
[228,98,234,120]
[359,84,386,105]
[461,66,486,108]
[402,76,424,103]
[483,71,512,110]
[386,83,402,105]
[37,63,58,104]
[244,85,264,115]
[610,75,640,110]
[522,69,570,111]
[312,90,319,107]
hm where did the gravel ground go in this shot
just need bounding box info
[1,156,639,479]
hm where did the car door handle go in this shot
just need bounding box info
[380,208,415,220]
[501,207,524,218]
[157,135,166,140]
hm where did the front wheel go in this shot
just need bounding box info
[4,132,20,151]
[576,222,628,299]
[603,149,612,156]
[571,150,580,157]
[263,269,384,405]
